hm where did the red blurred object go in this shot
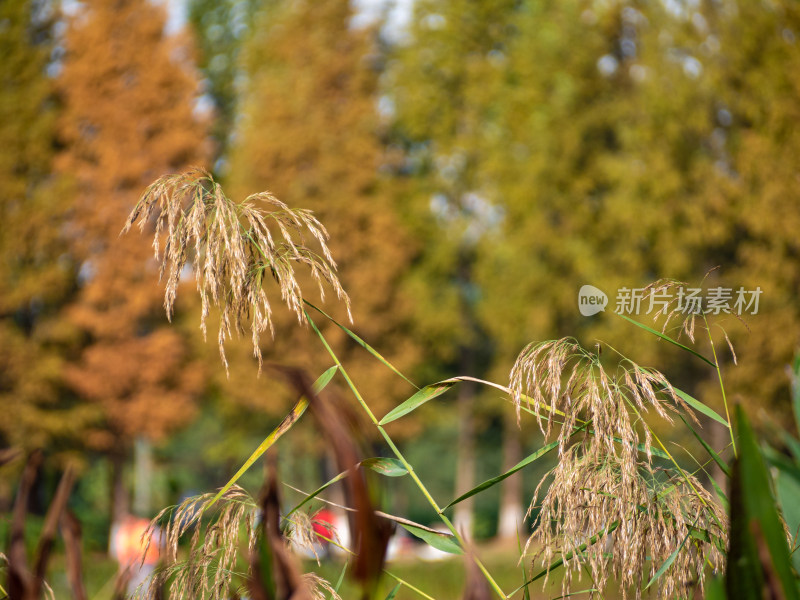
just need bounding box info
[111,515,160,567]
[311,508,335,544]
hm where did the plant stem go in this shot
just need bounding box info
[304,310,509,599]
[705,320,737,458]
[384,572,438,600]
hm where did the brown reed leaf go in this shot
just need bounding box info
[461,544,492,600]
[60,510,88,600]
[8,453,77,600]
[0,447,21,466]
[33,466,75,592]
[248,453,312,600]
[8,451,42,600]
[269,365,393,592]
[112,569,132,600]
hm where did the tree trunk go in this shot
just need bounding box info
[108,451,128,556]
[453,377,476,539]
[133,436,153,517]
[453,249,480,540]
[497,410,524,541]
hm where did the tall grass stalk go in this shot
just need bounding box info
[303,308,510,599]
[704,317,738,458]
[124,173,737,599]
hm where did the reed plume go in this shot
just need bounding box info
[122,168,351,373]
[510,338,727,598]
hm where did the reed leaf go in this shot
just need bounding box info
[211,366,338,506]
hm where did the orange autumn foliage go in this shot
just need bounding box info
[56,0,209,453]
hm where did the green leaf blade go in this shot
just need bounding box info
[210,366,338,507]
[285,471,348,518]
[399,523,463,555]
[305,300,418,389]
[379,380,457,425]
[678,413,731,476]
[728,405,800,600]
[674,387,730,428]
[445,440,560,509]
[361,457,409,477]
[616,313,716,367]
[384,583,402,600]
[644,520,696,590]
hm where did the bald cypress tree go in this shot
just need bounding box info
[388,0,518,538]
[0,0,87,491]
[227,0,418,421]
[476,0,800,430]
[56,0,209,523]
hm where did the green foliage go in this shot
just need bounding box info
[727,406,800,599]
[380,380,457,425]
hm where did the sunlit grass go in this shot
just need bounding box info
[43,546,578,600]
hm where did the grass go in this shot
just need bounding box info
[45,553,119,600]
[310,547,545,600]
[42,545,582,600]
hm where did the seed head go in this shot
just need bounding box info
[122,168,351,374]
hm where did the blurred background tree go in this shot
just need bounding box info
[698,1,800,418]
[55,0,209,528]
[0,0,92,508]
[387,0,523,539]
[472,0,800,450]
[226,0,419,426]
